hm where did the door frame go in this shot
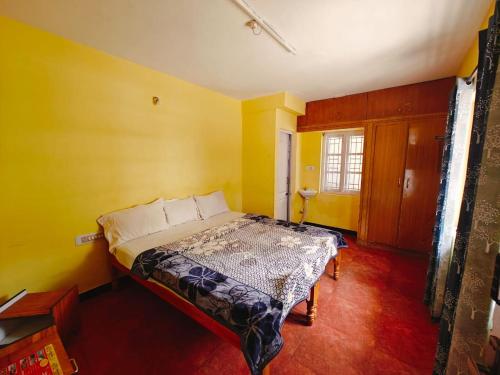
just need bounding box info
[276,130,292,222]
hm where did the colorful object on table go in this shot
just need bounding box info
[1,344,63,375]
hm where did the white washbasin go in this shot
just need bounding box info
[299,189,318,199]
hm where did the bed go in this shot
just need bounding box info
[107,211,346,375]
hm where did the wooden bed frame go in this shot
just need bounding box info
[109,252,341,374]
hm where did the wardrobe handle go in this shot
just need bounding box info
[70,358,79,373]
[406,177,410,189]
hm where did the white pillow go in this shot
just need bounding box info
[97,199,168,251]
[194,191,229,219]
[163,197,200,226]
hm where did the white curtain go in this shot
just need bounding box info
[431,78,476,318]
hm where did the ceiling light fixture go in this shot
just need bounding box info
[245,19,262,35]
[231,0,297,54]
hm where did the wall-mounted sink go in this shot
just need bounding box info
[299,189,318,199]
[298,189,317,224]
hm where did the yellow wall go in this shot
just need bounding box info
[241,93,357,230]
[295,132,360,231]
[242,93,304,218]
[0,16,242,299]
[241,107,276,217]
[458,1,495,77]
[4,0,488,299]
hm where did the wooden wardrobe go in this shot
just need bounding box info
[362,115,446,252]
[298,77,455,254]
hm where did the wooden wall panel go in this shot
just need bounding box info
[297,77,454,249]
[357,122,375,240]
[297,77,455,132]
[297,114,307,128]
[303,93,367,126]
[366,77,455,120]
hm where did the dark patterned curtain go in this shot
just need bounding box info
[424,84,458,308]
[425,77,477,319]
[434,3,500,374]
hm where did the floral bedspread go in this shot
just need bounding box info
[131,214,346,374]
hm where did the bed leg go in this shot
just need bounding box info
[333,252,341,280]
[262,364,271,375]
[306,282,319,326]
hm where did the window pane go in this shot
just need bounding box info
[349,135,364,154]
[323,132,364,192]
[345,173,361,191]
[345,173,354,189]
[327,136,342,155]
[345,134,364,191]
[325,172,340,190]
[326,155,341,172]
[347,155,363,172]
[326,155,342,172]
[324,136,343,191]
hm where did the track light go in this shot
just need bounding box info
[231,0,297,55]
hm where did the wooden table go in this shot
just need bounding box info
[0,286,79,343]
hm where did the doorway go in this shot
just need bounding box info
[276,131,291,221]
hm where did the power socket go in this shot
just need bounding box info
[75,232,104,246]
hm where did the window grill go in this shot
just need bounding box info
[322,130,364,193]
[324,136,343,191]
[345,135,364,191]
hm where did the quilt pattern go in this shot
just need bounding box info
[131,215,346,374]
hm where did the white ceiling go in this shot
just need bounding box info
[0,0,492,101]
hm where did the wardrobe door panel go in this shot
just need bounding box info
[302,93,367,126]
[366,78,454,119]
[367,122,408,246]
[397,117,446,252]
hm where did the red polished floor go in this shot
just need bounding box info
[66,236,438,374]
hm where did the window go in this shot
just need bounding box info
[322,129,364,193]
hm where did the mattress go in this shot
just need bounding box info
[113,211,245,270]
